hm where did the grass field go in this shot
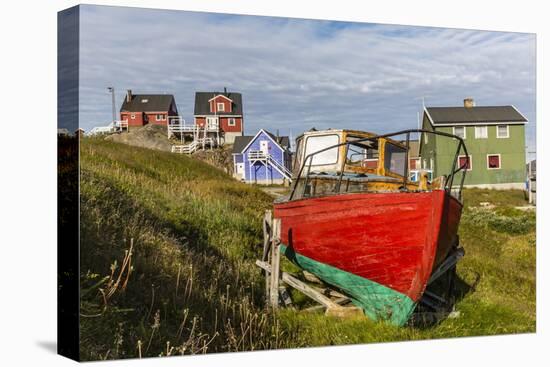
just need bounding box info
[79,138,535,360]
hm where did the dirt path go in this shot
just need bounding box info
[259,186,291,199]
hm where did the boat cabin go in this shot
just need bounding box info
[289,129,457,200]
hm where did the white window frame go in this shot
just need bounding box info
[141,99,148,103]
[457,155,472,171]
[486,154,502,170]
[156,114,166,121]
[423,132,428,144]
[453,126,466,139]
[304,134,340,166]
[496,125,509,139]
[228,118,236,126]
[474,125,488,139]
[130,114,136,119]
[206,116,219,129]
[217,102,225,112]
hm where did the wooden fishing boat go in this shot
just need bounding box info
[272,129,468,325]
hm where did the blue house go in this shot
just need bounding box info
[232,129,293,185]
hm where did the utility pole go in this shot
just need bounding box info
[107,87,116,123]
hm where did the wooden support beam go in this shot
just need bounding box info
[302,270,323,284]
[256,260,339,307]
[311,285,349,300]
[427,247,464,286]
[281,272,340,309]
[262,211,272,261]
[262,211,272,306]
[255,259,271,273]
[269,218,281,309]
[256,260,363,318]
[257,260,340,309]
[424,290,447,304]
[304,297,351,313]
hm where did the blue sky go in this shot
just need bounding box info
[76,5,536,154]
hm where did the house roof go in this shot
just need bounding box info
[120,94,176,112]
[232,136,254,154]
[194,92,243,115]
[425,106,527,125]
[232,129,290,154]
[264,131,290,149]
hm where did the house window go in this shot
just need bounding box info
[409,158,420,170]
[458,155,472,171]
[453,126,466,139]
[130,114,136,119]
[487,154,501,170]
[141,99,148,103]
[156,114,166,121]
[228,118,236,126]
[475,126,488,139]
[217,102,225,112]
[497,125,509,138]
[206,117,219,129]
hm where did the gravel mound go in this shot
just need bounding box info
[105,124,172,151]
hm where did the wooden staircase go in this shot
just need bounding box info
[171,137,215,154]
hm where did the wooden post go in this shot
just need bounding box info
[262,211,272,305]
[269,218,281,309]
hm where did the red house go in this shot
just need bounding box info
[194,89,244,144]
[120,90,178,127]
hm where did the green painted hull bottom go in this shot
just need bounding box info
[280,244,416,326]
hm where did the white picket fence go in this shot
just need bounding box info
[88,120,128,135]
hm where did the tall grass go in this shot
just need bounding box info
[79,138,535,360]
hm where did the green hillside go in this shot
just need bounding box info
[79,138,535,360]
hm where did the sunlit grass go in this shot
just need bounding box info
[78,138,536,360]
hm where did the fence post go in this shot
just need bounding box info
[269,218,281,309]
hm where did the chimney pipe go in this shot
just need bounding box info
[464,97,475,108]
[126,89,132,103]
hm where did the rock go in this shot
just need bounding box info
[105,125,172,152]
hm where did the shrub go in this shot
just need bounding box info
[463,208,535,235]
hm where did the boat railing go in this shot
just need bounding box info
[289,129,469,201]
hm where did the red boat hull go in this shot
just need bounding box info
[273,190,462,302]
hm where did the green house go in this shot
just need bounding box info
[420,98,528,189]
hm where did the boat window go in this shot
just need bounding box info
[384,142,407,176]
[304,134,340,165]
[345,137,378,168]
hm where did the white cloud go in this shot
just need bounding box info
[77,5,536,152]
